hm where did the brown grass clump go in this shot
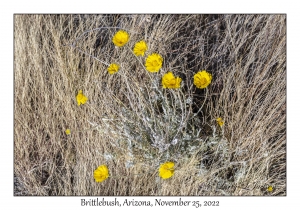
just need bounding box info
[14,14,286,196]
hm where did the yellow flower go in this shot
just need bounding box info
[76,90,88,106]
[107,63,120,74]
[193,70,212,89]
[216,117,224,127]
[133,40,148,56]
[159,161,175,179]
[162,72,182,89]
[65,129,71,135]
[112,30,129,47]
[145,53,163,72]
[94,165,109,183]
[267,186,273,192]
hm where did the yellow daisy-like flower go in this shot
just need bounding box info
[267,186,273,192]
[216,117,224,127]
[107,63,120,75]
[65,129,71,135]
[145,53,163,73]
[193,70,212,89]
[112,30,129,47]
[162,72,182,89]
[133,40,148,56]
[76,90,88,106]
[94,165,109,183]
[159,161,175,179]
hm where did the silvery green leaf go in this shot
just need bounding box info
[125,161,134,168]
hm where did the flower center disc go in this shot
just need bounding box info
[170,79,176,85]
[200,78,207,85]
[152,60,158,66]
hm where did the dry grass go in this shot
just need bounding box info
[14,14,286,196]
